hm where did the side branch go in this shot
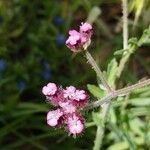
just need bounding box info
[87,79,150,109]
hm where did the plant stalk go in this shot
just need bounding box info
[122,0,128,50]
[88,79,150,109]
[92,1,129,146]
[117,0,129,77]
[93,102,111,150]
[86,51,113,93]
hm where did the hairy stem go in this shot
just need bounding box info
[88,79,150,109]
[86,51,113,93]
[85,50,113,150]
[117,0,129,77]
[115,79,150,95]
[122,0,128,49]
[93,125,104,150]
[87,93,113,110]
[93,102,111,150]
[93,1,129,149]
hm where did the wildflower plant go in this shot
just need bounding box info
[42,0,150,149]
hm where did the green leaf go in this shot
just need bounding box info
[85,122,96,128]
[130,107,149,117]
[87,84,104,98]
[110,107,117,124]
[130,98,150,106]
[92,112,102,126]
[108,142,128,150]
[107,58,118,87]
[138,26,150,46]
[128,37,138,45]
[114,49,126,56]
[130,118,144,136]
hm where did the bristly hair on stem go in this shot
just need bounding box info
[117,0,129,77]
[87,78,150,110]
[88,4,128,147]
[122,0,128,50]
[85,51,113,93]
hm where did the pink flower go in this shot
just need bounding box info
[65,22,93,52]
[74,90,87,101]
[63,86,76,99]
[80,22,92,45]
[47,109,63,127]
[42,82,89,136]
[47,87,65,106]
[71,90,88,108]
[59,102,76,113]
[67,113,84,136]
[66,30,81,50]
[80,22,92,33]
[42,83,57,96]
[63,86,88,107]
[69,30,80,36]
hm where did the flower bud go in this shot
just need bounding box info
[66,22,93,52]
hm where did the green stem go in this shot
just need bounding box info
[117,53,130,77]
[122,0,128,50]
[86,51,113,93]
[93,102,111,150]
[117,0,129,77]
[92,3,129,146]
[85,50,113,150]
[93,125,104,150]
[88,78,150,109]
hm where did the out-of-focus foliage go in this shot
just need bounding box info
[0,0,150,150]
[129,0,150,27]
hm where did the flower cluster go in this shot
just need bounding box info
[42,82,89,137]
[66,22,92,52]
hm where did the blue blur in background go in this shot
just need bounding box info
[53,16,64,26]
[42,62,52,80]
[56,34,66,46]
[16,80,27,90]
[0,59,6,72]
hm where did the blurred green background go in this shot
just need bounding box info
[0,0,150,150]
